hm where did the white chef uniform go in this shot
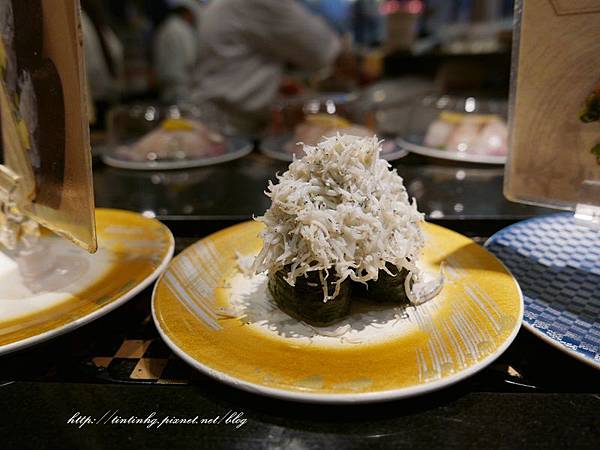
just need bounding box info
[192,0,341,131]
[154,9,199,104]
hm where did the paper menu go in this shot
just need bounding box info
[505,0,600,211]
[0,0,96,252]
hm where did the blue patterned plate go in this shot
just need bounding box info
[485,213,600,369]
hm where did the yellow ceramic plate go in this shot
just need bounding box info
[0,208,174,355]
[153,221,522,403]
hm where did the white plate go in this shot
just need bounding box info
[102,137,253,170]
[260,134,408,163]
[398,138,507,165]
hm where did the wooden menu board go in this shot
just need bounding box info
[0,0,96,252]
[505,0,600,210]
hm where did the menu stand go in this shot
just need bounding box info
[574,180,600,228]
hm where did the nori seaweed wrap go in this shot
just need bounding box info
[268,267,352,327]
[354,262,410,304]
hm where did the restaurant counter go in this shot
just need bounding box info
[92,152,553,235]
[1,152,598,449]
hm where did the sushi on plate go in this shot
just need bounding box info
[253,134,437,326]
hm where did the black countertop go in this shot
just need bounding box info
[93,152,552,223]
[2,383,598,449]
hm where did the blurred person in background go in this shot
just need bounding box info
[192,0,348,134]
[353,0,384,47]
[81,0,124,128]
[302,0,351,35]
[145,0,206,29]
[153,0,201,104]
[106,0,155,99]
[144,0,171,29]
[188,0,207,27]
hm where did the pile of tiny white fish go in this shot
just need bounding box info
[253,134,425,302]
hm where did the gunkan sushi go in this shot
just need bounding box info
[253,134,426,326]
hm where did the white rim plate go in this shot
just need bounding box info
[102,137,253,170]
[397,138,507,165]
[260,134,408,163]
